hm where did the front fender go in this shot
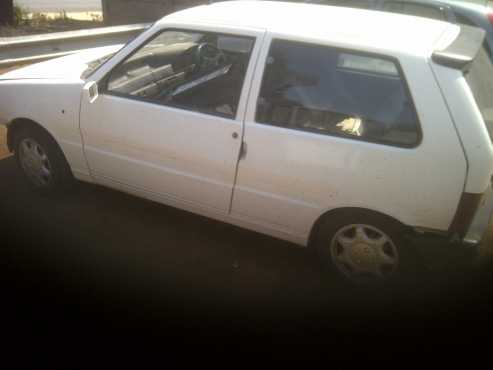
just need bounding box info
[0,79,91,179]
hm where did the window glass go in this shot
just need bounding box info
[465,47,493,142]
[382,2,446,20]
[337,53,398,76]
[310,0,374,9]
[81,52,117,80]
[453,13,477,27]
[106,30,254,118]
[256,40,420,147]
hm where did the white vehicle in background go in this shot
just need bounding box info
[0,1,492,283]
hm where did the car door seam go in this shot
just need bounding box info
[228,29,268,214]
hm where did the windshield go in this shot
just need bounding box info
[80,24,153,80]
[81,53,117,80]
[465,46,493,142]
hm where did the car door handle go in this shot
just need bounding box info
[232,132,239,139]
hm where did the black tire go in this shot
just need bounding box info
[313,210,420,285]
[14,125,73,196]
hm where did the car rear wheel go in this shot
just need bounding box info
[314,211,417,284]
[14,126,73,195]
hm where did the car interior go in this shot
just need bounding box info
[105,32,254,118]
[257,41,419,145]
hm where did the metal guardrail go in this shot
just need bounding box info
[0,23,150,68]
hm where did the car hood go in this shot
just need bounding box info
[0,44,123,81]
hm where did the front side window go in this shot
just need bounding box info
[106,30,255,119]
[465,47,493,142]
[256,40,420,147]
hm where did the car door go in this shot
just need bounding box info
[231,35,466,240]
[80,27,264,213]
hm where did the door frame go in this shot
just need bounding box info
[80,22,268,215]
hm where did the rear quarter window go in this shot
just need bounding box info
[256,39,421,147]
[465,47,493,142]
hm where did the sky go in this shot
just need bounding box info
[14,0,102,12]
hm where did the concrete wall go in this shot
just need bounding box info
[15,0,102,12]
[101,0,211,25]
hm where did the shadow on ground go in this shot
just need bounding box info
[1,151,492,326]
[3,139,493,367]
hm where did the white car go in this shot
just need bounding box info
[1,1,492,282]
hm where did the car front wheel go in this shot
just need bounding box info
[14,125,73,195]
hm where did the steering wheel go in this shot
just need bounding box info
[194,43,226,73]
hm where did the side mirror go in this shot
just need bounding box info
[83,81,99,103]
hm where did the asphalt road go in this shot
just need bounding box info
[1,124,493,337]
[2,50,492,370]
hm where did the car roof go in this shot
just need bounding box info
[161,0,459,58]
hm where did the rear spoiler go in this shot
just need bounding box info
[432,25,486,71]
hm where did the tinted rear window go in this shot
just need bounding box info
[465,47,493,141]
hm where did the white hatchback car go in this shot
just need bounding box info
[1,1,492,282]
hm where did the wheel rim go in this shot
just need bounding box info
[330,224,399,282]
[19,138,53,187]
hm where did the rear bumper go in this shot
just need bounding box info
[411,232,481,265]
[411,190,493,265]
[464,186,493,246]
[413,231,482,248]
